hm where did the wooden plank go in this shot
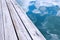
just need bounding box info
[1,0,18,40]
[5,0,32,40]
[11,0,46,40]
[0,0,4,40]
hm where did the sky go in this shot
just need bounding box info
[16,0,60,12]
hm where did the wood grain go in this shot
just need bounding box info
[1,0,18,40]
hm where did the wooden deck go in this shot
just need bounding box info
[0,0,46,40]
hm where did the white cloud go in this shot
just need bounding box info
[16,0,60,12]
[32,9,41,14]
[56,10,60,16]
[35,0,60,8]
[17,0,36,12]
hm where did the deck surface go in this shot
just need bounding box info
[0,0,46,40]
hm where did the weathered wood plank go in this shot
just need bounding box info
[0,0,4,40]
[1,0,18,40]
[5,0,32,40]
[11,0,46,40]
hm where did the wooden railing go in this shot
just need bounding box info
[0,0,46,40]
